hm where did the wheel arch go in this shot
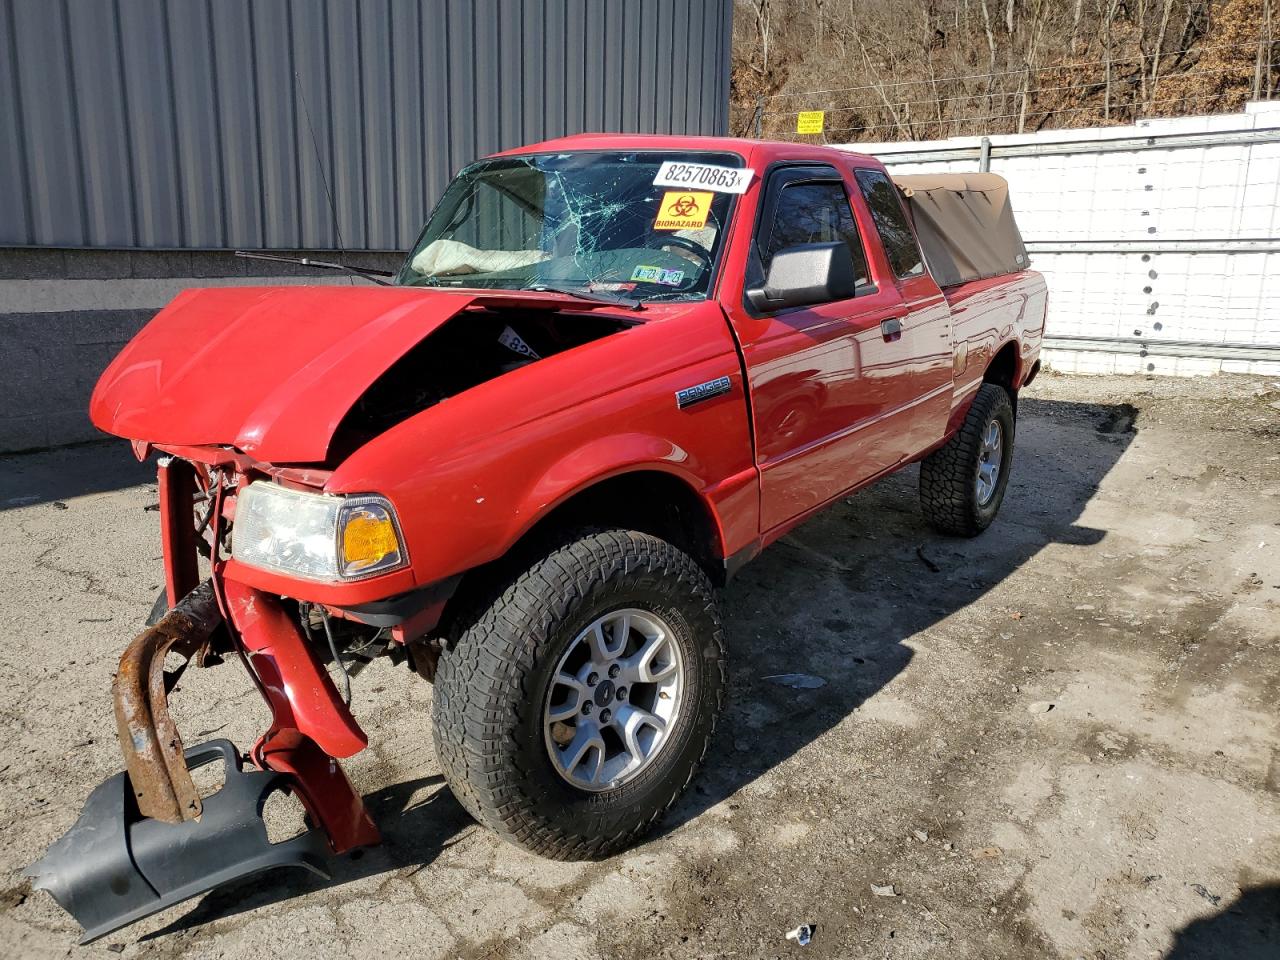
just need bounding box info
[436,463,729,641]
[516,466,727,580]
[983,339,1022,394]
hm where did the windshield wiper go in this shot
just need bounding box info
[526,284,642,310]
[235,251,395,286]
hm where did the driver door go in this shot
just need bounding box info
[726,165,914,532]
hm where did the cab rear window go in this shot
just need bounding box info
[854,169,925,279]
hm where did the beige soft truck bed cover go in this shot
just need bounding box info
[891,173,1029,288]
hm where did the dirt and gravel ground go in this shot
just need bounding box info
[1,372,1278,959]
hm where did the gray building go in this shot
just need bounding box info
[0,0,733,452]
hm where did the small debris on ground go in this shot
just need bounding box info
[871,883,898,897]
[1189,883,1222,906]
[1027,701,1055,714]
[763,673,827,689]
[1010,611,1024,620]
[784,924,813,946]
[970,846,1003,860]
[1096,731,1128,752]
[915,545,941,573]
[913,829,929,842]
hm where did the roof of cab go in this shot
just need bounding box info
[494,133,882,170]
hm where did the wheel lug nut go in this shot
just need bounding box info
[608,664,620,678]
[616,686,627,700]
[581,702,592,715]
[587,672,599,686]
[599,709,611,723]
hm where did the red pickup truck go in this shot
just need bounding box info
[30,135,1045,941]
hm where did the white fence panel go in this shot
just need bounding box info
[843,102,1280,377]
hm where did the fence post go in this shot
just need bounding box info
[754,96,764,139]
[979,136,992,172]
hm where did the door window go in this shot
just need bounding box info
[756,179,870,292]
[853,169,925,278]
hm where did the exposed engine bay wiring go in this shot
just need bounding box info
[318,610,351,706]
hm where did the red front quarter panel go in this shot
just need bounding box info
[326,302,758,589]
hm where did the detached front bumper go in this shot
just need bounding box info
[26,580,381,943]
[26,740,331,944]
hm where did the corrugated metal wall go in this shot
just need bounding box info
[0,0,732,251]
[852,102,1280,377]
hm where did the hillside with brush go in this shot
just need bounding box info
[733,0,1278,141]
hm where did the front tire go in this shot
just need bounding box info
[431,529,727,860]
[919,382,1015,536]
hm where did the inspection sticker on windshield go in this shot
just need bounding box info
[653,161,751,194]
[498,325,541,360]
[654,191,713,231]
[630,264,684,286]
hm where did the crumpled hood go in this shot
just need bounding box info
[91,286,481,462]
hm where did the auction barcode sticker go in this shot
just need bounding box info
[653,161,752,194]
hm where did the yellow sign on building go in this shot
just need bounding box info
[796,110,825,135]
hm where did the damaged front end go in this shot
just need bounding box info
[27,456,395,943]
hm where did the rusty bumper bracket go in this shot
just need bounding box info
[113,580,222,823]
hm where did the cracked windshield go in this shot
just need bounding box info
[397,151,742,302]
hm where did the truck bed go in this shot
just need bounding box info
[938,272,1031,304]
[944,269,1049,400]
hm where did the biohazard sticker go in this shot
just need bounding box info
[654,191,713,231]
[630,264,685,286]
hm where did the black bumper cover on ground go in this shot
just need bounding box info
[25,739,331,944]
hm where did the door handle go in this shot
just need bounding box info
[880,317,903,339]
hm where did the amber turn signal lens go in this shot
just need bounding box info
[340,505,404,576]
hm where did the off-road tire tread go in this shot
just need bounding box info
[919,382,1014,536]
[431,528,727,861]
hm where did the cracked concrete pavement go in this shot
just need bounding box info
[1,372,1278,959]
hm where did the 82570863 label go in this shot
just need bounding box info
[653,161,751,194]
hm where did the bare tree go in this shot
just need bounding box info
[731,0,1277,143]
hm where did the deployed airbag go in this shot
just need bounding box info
[410,238,550,277]
[892,173,1029,287]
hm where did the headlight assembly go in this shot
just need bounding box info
[232,482,408,582]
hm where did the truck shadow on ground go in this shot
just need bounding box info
[661,395,1136,836]
[146,395,1137,939]
[0,442,153,510]
[1165,883,1280,959]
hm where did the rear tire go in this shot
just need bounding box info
[919,383,1015,536]
[431,529,727,860]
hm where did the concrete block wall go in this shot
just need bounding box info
[852,102,1280,378]
[0,249,401,453]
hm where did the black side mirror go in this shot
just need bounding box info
[747,241,857,311]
